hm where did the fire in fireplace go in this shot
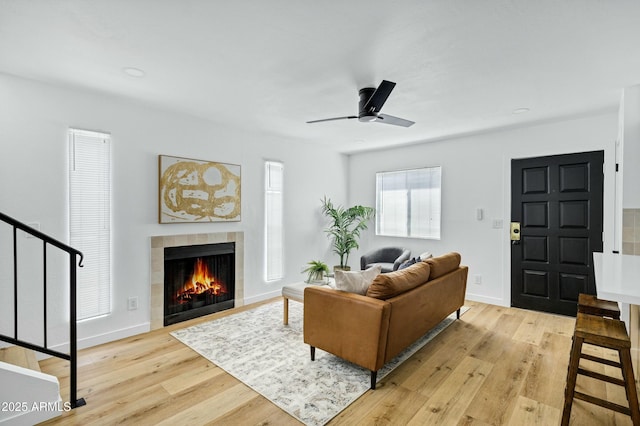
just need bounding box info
[164,242,235,326]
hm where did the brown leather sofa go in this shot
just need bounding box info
[303,252,468,389]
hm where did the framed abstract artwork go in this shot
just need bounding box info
[158,155,241,223]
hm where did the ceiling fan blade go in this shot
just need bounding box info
[375,113,415,127]
[306,116,357,124]
[363,80,396,113]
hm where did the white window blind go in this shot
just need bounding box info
[69,129,112,320]
[376,166,442,239]
[265,161,283,281]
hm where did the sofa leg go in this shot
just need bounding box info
[370,371,377,390]
[456,308,460,319]
[310,346,315,361]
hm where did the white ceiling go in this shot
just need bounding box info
[1,1,640,153]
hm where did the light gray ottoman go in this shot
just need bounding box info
[281,281,331,325]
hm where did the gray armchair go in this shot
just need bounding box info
[360,247,411,273]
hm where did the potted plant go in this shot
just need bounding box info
[302,260,330,283]
[320,196,375,271]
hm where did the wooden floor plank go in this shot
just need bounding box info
[36,300,640,425]
[464,340,536,424]
[406,355,493,425]
[521,332,571,409]
[461,302,504,331]
[208,395,298,426]
[159,359,224,395]
[399,320,486,395]
[156,383,257,425]
[343,381,430,425]
[507,395,561,425]
[512,310,548,346]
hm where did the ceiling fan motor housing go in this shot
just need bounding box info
[358,87,378,121]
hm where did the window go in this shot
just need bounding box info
[376,166,442,239]
[69,128,112,320]
[265,161,283,281]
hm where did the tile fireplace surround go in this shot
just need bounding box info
[150,232,244,330]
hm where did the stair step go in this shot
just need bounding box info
[0,346,41,372]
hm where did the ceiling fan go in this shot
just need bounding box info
[307,80,415,127]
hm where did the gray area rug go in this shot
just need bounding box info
[171,300,466,426]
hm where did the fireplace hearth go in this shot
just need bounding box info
[164,242,235,326]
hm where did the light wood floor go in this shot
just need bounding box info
[37,299,637,425]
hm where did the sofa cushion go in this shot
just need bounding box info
[334,265,382,295]
[425,252,461,280]
[366,261,431,300]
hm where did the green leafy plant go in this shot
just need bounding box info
[320,196,375,269]
[302,260,330,283]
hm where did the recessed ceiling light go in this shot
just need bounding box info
[512,107,530,115]
[122,67,146,78]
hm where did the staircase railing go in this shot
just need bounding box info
[0,211,85,408]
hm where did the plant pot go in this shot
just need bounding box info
[333,265,351,272]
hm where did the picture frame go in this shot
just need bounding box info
[158,155,241,223]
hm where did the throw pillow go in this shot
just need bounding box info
[418,251,433,261]
[398,257,417,270]
[366,261,431,300]
[334,265,382,295]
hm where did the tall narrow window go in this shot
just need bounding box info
[265,161,283,281]
[69,128,112,320]
[376,166,442,239]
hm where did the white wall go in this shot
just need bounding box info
[0,73,347,348]
[348,112,619,306]
[0,70,625,347]
[622,85,640,208]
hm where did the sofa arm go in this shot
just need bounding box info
[303,286,391,372]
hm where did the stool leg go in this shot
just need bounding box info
[562,336,584,426]
[619,348,640,424]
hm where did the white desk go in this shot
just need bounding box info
[593,252,640,305]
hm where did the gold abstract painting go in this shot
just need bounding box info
[159,155,241,223]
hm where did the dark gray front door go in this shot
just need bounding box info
[511,151,604,316]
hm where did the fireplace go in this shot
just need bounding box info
[163,242,235,326]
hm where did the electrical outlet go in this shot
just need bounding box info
[128,297,138,311]
[474,275,482,285]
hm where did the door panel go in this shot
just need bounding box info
[523,270,549,297]
[560,201,589,228]
[522,236,548,262]
[559,237,589,265]
[523,167,548,193]
[523,202,548,227]
[511,151,604,316]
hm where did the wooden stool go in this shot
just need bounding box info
[578,293,621,319]
[561,313,640,425]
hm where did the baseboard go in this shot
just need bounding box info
[79,322,151,350]
[243,289,282,305]
[465,293,508,307]
[42,322,151,357]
